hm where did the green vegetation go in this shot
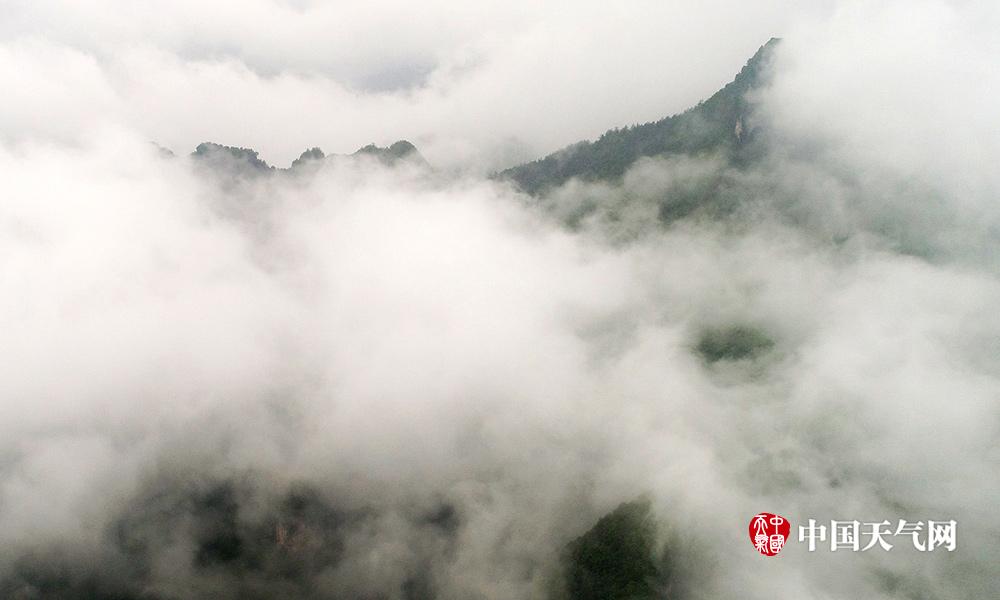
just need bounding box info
[558,499,664,600]
[499,39,780,195]
[188,140,424,173]
[696,324,775,363]
[290,147,326,169]
[353,139,426,166]
[192,142,274,172]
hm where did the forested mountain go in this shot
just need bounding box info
[183,38,777,193]
[499,38,780,195]
[189,139,425,175]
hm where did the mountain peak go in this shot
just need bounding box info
[191,142,275,177]
[353,140,426,166]
[186,140,427,173]
[731,37,781,91]
[498,39,780,195]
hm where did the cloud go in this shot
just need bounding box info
[0,0,826,169]
[0,1,999,598]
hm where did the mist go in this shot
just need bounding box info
[1,1,999,599]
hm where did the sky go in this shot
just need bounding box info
[1,1,999,599]
[1,0,842,170]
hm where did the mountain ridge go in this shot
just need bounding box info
[186,139,426,174]
[171,37,778,201]
[497,38,781,195]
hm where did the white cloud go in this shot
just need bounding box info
[0,1,998,597]
[1,0,825,169]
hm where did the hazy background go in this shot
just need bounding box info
[1,0,841,170]
[1,1,998,598]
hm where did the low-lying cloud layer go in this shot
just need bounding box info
[1,1,999,598]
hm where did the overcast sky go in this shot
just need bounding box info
[0,0,848,169]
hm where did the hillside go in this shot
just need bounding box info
[499,38,780,195]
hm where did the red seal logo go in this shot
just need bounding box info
[749,513,790,556]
